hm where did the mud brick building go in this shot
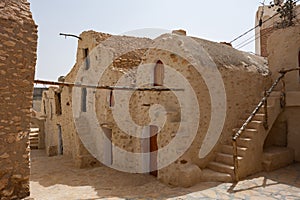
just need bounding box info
[0,0,37,199]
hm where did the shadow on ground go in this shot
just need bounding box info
[28,150,300,200]
[29,150,220,199]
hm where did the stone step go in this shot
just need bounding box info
[247,105,273,114]
[30,132,39,137]
[238,120,263,129]
[216,153,243,166]
[29,127,39,150]
[29,140,39,144]
[29,135,38,138]
[260,91,280,102]
[30,145,38,149]
[232,128,258,138]
[244,113,265,121]
[262,146,294,172]
[207,161,234,175]
[266,91,281,97]
[220,145,247,157]
[263,96,278,106]
[236,137,252,147]
[260,104,274,109]
[30,128,40,132]
[201,169,232,182]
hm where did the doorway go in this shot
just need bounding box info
[149,125,158,177]
[103,127,113,165]
[298,50,300,82]
[57,124,63,155]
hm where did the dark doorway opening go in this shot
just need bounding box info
[57,124,63,155]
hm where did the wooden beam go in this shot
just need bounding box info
[34,79,184,92]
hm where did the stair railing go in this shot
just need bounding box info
[232,67,300,182]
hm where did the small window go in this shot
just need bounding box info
[55,92,62,115]
[154,60,164,86]
[81,88,87,112]
[57,124,63,155]
[109,90,115,107]
[83,48,90,70]
[50,102,53,120]
[43,100,46,115]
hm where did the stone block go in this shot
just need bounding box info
[262,146,294,172]
[177,163,202,187]
[47,146,58,157]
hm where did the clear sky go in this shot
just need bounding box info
[28,0,263,81]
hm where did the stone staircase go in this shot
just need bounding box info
[29,128,40,149]
[201,92,283,182]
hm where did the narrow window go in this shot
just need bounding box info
[57,124,63,155]
[50,102,53,120]
[154,60,164,86]
[109,90,115,107]
[83,48,90,70]
[43,100,46,115]
[81,88,87,112]
[55,92,62,115]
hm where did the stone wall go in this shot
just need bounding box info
[255,4,300,56]
[0,0,37,199]
[260,27,275,57]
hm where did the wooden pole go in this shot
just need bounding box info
[34,79,184,92]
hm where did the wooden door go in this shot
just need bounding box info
[154,60,164,86]
[298,51,300,82]
[149,125,158,177]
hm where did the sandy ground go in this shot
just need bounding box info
[27,150,215,199]
[27,149,300,200]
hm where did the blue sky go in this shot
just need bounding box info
[28,0,263,81]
